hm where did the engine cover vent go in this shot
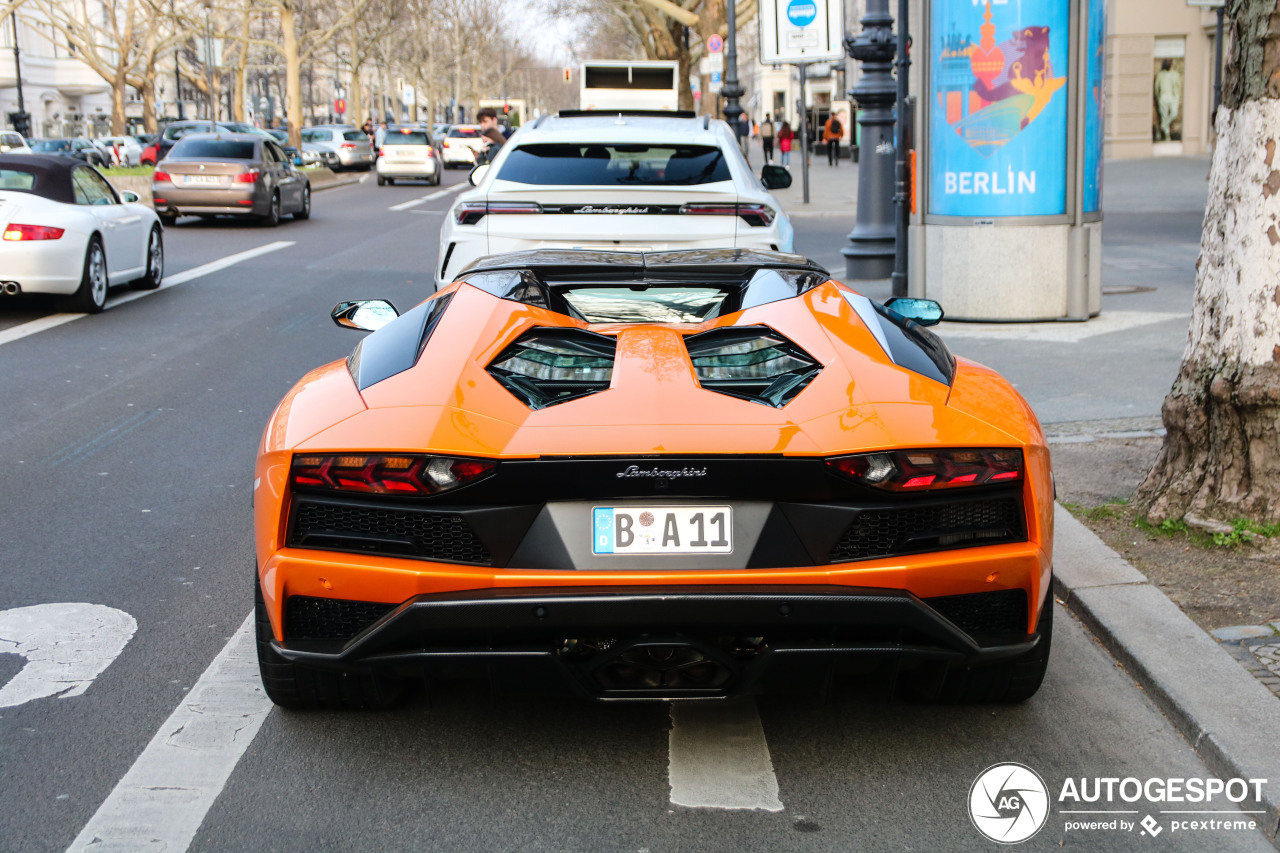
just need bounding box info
[488,328,617,409]
[684,326,821,408]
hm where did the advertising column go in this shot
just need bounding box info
[919,0,1098,321]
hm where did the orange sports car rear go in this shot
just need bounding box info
[253,250,1053,709]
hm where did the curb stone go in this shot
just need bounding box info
[1052,504,1280,846]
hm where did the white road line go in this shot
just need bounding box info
[0,241,293,348]
[668,698,784,811]
[388,183,466,211]
[66,612,272,853]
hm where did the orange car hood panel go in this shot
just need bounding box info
[289,283,1030,456]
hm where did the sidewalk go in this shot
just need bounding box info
[767,145,1279,845]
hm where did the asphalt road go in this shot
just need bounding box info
[0,168,1271,853]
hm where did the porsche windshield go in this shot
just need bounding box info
[497,144,731,185]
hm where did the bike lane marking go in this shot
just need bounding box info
[65,612,271,853]
[0,241,295,348]
[668,697,784,811]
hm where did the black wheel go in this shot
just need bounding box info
[293,185,311,220]
[260,191,280,227]
[903,592,1053,704]
[385,177,395,186]
[64,236,108,314]
[431,168,441,186]
[376,173,386,186]
[158,212,177,227]
[130,225,164,290]
[254,575,406,710]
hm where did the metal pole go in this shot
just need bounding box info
[798,63,810,204]
[842,0,897,280]
[173,0,184,119]
[890,0,911,297]
[11,12,24,117]
[722,0,746,146]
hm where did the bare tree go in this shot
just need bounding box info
[1134,0,1280,529]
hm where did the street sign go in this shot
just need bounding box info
[758,0,843,64]
[708,34,724,53]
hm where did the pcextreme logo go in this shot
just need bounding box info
[969,763,1051,844]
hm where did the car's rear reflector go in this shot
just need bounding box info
[3,224,65,241]
[684,326,821,408]
[290,453,498,496]
[826,448,1025,491]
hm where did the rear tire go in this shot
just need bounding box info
[385,177,395,186]
[158,212,177,227]
[376,173,386,186]
[260,192,280,227]
[904,591,1054,704]
[293,185,311,220]
[130,225,164,290]
[64,236,108,314]
[254,575,407,710]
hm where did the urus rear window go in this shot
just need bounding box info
[496,144,731,186]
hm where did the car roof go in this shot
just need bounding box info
[509,112,724,146]
[169,132,264,148]
[0,154,87,204]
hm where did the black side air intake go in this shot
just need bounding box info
[683,326,821,408]
[487,328,617,409]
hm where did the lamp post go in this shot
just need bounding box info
[841,0,897,281]
[9,10,30,136]
[721,0,746,146]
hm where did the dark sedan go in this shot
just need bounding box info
[151,133,310,226]
[27,137,109,167]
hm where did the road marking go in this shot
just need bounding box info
[0,604,137,708]
[668,698,784,811]
[66,612,272,853]
[938,310,1187,343]
[388,183,467,211]
[0,242,294,347]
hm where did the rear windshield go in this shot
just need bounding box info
[170,139,256,159]
[385,130,430,145]
[301,130,329,142]
[0,168,37,191]
[497,144,731,186]
[449,127,480,137]
[342,131,367,142]
[561,286,728,323]
[30,139,70,152]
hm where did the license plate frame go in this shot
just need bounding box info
[183,174,222,186]
[592,506,733,556]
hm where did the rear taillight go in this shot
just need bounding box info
[341,142,356,150]
[153,169,172,182]
[3,224,65,241]
[442,139,450,148]
[680,202,775,226]
[424,147,433,156]
[377,147,385,157]
[454,201,541,224]
[233,169,259,183]
[290,453,498,496]
[826,449,1024,491]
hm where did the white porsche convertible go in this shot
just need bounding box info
[1,154,164,313]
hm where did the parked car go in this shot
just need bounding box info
[299,126,375,171]
[375,126,442,186]
[440,124,483,168]
[0,154,163,312]
[252,248,1054,709]
[27,137,110,167]
[140,141,159,166]
[150,133,310,226]
[97,135,144,167]
[435,110,794,289]
[1,130,32,154]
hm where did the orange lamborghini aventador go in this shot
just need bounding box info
[253,249,1054,709]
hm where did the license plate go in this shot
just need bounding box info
[592,506,732,555]
[184,174,222,185]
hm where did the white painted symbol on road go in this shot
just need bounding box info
[0,603,137,708]
[668,697,784,811]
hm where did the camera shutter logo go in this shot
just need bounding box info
[968,763,1050,844]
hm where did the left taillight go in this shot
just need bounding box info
[826,448,1024,491]
[289,454,498,496]
[680,202,775,226]
[454,201,540,224]
[2,224,65,241]
[233,169,259,183]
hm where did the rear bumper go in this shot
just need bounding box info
[268,584,1047,700]
[376,159,438,178]
[153,184,268,216]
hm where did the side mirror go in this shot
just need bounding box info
[120,190,140,203]
[468,163,490,186]
[884,297,944,326]
[760,164,792,190]
[331,299,399,331]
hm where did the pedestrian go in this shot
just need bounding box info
[778,121,794,167]
[823,112,842,166]
[760,115,775,163]
[361,119,374,144]
[476,107,506,164]
[736,115,751,164]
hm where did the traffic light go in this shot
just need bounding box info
[7,112,31,138]
[502,103,510,115]
[563,67,571,83]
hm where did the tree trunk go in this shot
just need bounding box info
[111,68,129,134]
[281,1,303,148]
[141,77,157,133]
[1134,0,1280,526]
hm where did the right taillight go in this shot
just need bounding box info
[826,449,1024,491]
[233,169,259,183]
[680,202,775,226]
[152,169,171,182]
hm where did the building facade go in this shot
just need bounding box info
[1,11,113,137]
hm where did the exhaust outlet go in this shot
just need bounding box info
[1,282,21,295]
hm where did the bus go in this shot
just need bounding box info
[579,61,680,111]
